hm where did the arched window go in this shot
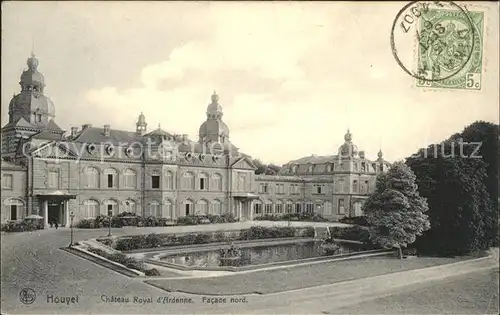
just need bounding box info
[83,199,99,218]
[183,199,194,216]
[199,173,208,190]
[147,200,161,218]
[165,171,173,190]
[212,173,222,191]
[123,169,136,189]
[211,199,222,215]
[253,200,262,215]
[326,164,332,173]
[104,168,118,188]
[122,199,137,215]
[182,172,195,190]
[306,201,314,213]
[264,200,273,214]
[275,200,283,214]
[3,198,24,221]
[295,202,302,214]
[285,200,293,214]
[163,199,173,218]
[104,199,118,216]
[196,199,208,215]
[85,167,99,188]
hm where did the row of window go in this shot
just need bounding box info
[256,181,371,195]
[82,168,223,191]
[288,162,384,174]
[252,199,348,216]
[81,199,224,219]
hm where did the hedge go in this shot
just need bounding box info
[1,218,45,232]
[254,213,328,222]
[329,226,371,243]
[87,247,160,276]
[76,213,237,229]
[114,226,315,251]
[339,216,369,226]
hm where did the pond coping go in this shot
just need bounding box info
[144,239,390,272]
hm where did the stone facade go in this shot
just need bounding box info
[1,54,390,225]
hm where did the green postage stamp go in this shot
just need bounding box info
[416,7,484,90]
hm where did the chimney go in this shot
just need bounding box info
[104,125,111,136]
[82,124,92,130]
[70,127,78,137]
[182,134,188,142]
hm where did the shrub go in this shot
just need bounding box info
[238,226,296,240]
[176,216,199,226]
[255,213,327,222]
[76,219,94,229]
[144,268,161,276]
[1,219,45,232]
[339,216,369,226]
[96,238,113,247]
[330,226,371,243]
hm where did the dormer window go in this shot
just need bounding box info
[326,164,332,172]
[308,164,314,173]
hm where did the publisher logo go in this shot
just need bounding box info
[19,288,36,305]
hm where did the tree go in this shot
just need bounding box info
[407,141,494,255]
[252,159,282,175]
[449,121,499,247]
[252,159,267,175]
[363,162,431,259]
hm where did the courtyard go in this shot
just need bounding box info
[1,222,498,314]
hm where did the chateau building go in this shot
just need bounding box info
[1,54,390,225]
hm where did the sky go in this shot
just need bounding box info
[1,1,498,165]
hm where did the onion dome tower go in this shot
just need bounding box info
[8,53,55,127]
[136,112,147,135]
[338,129,359,158]
[198,91,230,144]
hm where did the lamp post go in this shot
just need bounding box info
[69,211,75,247]
[107,209,112,237]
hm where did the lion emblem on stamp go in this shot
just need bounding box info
[416,7,484,90]
[391,1,485,90]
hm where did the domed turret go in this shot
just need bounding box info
[27,53,39,70]
[199,91,230,143]
[8,53,58,127]
[338,129,358,158]
[136,112,148,135]
[206,91,223,119]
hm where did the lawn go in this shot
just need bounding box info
[328,268,499,314]
[145,254,476,295]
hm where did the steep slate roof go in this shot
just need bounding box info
[287,154,338,164]
[46,120,63,131]
[30,130,65,141]
[71,127,143,144]
[145,127,173,137]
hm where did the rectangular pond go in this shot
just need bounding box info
[160,241,367,268]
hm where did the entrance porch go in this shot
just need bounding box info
[233,193,259,221]
[37,192,77,227]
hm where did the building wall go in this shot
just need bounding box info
[1,166,27,222]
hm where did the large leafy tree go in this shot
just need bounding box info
[252,159,282,175]
[407,141,494,255]
[363,162,431,258]
[449,121,499,247]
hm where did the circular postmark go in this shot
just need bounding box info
[390,1,477,83]
[19,288,36,305]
